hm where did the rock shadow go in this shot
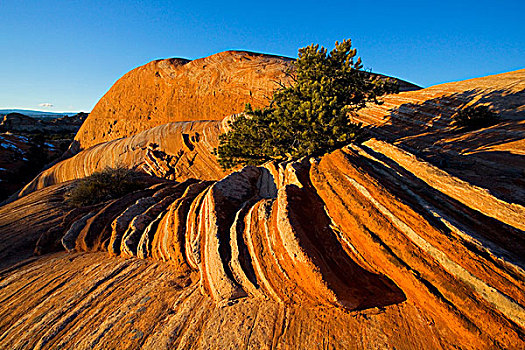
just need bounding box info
[364,88,525,205]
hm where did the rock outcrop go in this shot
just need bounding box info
[74,51,294,150]
[356,68,525,205]
[16,70,523,207]
[74,51,419,151]
[0,139,523,348]
[0,64,523,349]
[12,118,231,201]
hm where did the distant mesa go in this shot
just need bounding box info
[0,109,84,119]
[0,111,88,134]
[0,111,88,200]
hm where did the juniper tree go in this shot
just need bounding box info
[216,39,398,169]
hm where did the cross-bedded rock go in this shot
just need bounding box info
[0,62,523,349]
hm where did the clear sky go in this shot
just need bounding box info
[0,0,523,112]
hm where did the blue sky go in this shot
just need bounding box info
[0,0,523,112]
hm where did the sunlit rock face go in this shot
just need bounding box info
[74,51,295,150]
[356,68,525,205]
[0,67,523,349]
[12,118,231,200]
[1,143,523,348]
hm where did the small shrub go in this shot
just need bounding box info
[66,167,148,207]
[452,106,499,130]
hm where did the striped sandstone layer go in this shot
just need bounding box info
[0,67,522,348]
[0,140,523,348]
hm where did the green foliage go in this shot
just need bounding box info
[452,105,499,130]
[66,167,148,207]
[216,39,398,169]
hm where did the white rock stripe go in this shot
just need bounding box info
[365,139,525,232]
[344,175,525,328]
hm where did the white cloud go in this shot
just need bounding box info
[39,103,54,108]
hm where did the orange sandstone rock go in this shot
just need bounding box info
[12,119,230,201]
[0,65,523,349]
[356,68,525,205]
[1,144,523,347]
[74,51,294,150]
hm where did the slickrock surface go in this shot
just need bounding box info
[74,51,419,151]
[0,182,73,269]
[0,179,166,269]
[12,118,231,201]
[0,251,475,350]
[1,141,524,348]
[0,66,523,348]
[356,68,525,205]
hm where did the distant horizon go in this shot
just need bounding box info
[1,0,523,111]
